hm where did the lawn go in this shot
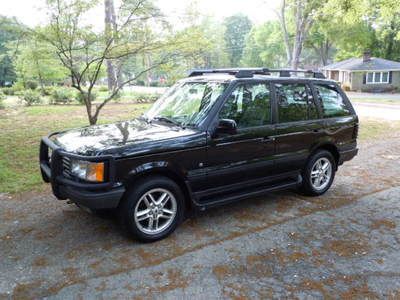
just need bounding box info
[0,104,398,194]
[0,103,150,194]
[358,117,400,141]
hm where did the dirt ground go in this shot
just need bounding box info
[1,129,400,299]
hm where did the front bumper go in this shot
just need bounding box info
[40,135,125,209]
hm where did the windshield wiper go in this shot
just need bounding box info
[152,116,182,127]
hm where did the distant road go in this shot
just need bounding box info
[347,92,400,101]
[353,102,400,120]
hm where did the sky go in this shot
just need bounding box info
[0,0,280,27]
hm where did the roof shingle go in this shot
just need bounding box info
[322,57,400,71]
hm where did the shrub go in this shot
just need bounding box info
[41,86,54,96]
[75,91,97,105]
[2,87,15,95]
[130,91,160,103]
[50,87,74,104]
[136,80,145,86]
[98,85,108,92]
[25,80,38,90]
[20,90,42,106]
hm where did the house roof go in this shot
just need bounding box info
[322,57,400,71]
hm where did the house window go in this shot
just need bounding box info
[366,71,390,84]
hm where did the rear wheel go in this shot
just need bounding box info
[300,150,336,196]
[119,176,184,242]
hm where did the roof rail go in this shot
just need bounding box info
[269,69,326,79]
[188,68,325,79]
[188,68,271,78]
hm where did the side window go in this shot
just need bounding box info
[275,83,317,122]
[315,84,351,118]
[219,83,271,128]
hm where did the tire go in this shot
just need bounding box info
[118,176,185,242]
[300,150,336,196]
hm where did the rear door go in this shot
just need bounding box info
[312,83,358,151]
[273,81,324,173]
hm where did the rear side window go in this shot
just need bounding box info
[314,84,351,117]
[275,83,318,122]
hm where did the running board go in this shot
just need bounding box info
[194,175,302,210]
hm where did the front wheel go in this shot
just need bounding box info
[119,176,184,242]
[300,150,336,196]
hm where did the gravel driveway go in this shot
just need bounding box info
[1,136,400,299]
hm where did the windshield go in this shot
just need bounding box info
[144,81,228,127]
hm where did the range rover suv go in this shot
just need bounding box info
[40,68,358,242]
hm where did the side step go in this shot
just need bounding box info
[194,175,302,210]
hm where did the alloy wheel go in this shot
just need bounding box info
[133,188,177,235]
[310,157,332,191]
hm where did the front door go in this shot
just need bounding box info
[204,82,275,191]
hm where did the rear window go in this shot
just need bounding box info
[314,84,351,118]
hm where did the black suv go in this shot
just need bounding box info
[40,68,358,242]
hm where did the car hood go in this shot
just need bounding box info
[52,119,204,156]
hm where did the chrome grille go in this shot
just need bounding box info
[62,156,72,178]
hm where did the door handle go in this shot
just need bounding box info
[263,136,275,142]
[311,129,323,133]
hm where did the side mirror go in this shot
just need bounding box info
[216,119,237,135]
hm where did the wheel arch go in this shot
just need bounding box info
[122,164,195,214]
[309,142,340,169]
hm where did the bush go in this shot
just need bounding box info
[50,87,74,104]
[2,87,15,95]
[25,80,38,90]
[98,85,108,92]
[130,91,160,103]
[136,80,145,86]
[41,86,54,96]
[20,90,42,106]
[74,91,97,105]
[149,81,159,87]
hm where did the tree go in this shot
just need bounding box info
[11,34,69,89]
[0,16,25,86]
[104,0,118,90]
[223,14,252,67]
[241,21,286,68]
[35,0,176,125]
[317,0,376,61]
[277,0,325,69]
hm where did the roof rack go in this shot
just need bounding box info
[188,68,326,79]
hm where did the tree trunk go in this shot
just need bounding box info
[290,0,313,70]
[81,91,97,125]
[104,0,117,91]
[321,39,330,66]
[291,0,303,70]
[278,0,292,66]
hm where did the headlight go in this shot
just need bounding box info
[70,160,105,182]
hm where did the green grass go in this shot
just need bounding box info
[358,117,400,141]
[0,103,150,194]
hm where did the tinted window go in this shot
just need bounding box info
[275,83,318,122]
[315,84,351,117]
[219,83,271,128]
